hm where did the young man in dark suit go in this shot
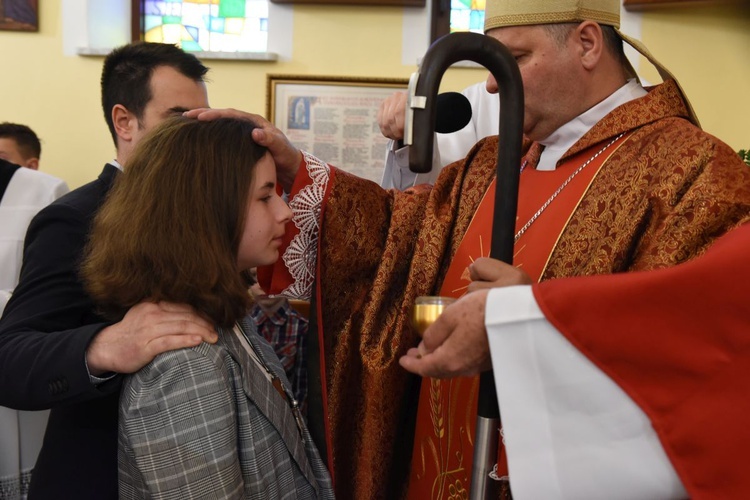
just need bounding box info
[0,42,217,499]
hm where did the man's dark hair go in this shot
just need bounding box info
[100,42,209,146]
[0,122,42,159]
[600,25,630,73]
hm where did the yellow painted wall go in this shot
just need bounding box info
[637,4,750,152]
[0,2,747,189]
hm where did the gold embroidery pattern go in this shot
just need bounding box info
[415,377,477,500]
[430,379,445,440]
[546,107,750,280]
[317,144,498,499]
[314,80,750,500]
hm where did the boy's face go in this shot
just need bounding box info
[0,138,37,170]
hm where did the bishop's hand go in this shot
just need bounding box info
[184,108,302,192]
[400,290,492,378]
[466,257,532,293]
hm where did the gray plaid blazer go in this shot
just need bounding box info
[118,318,334,499]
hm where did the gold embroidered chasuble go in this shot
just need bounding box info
[273,79,750,500]
[404,131,632,500]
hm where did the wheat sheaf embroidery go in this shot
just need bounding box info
[430,378,445,439]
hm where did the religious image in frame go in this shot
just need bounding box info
[0,0,39,32]
[266,74,409,184]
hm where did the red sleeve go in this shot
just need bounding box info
[532,224,750,500]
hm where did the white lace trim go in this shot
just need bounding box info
[489,463,510,482]
[0,468,32,499]
[487,428,510,482]
[281,151,330,299]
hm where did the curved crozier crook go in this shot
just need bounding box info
[407,31,524,263]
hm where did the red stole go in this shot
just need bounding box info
[406,133,631,499]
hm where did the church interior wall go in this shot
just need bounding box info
[0,1,747,189]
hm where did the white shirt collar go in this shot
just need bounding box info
[109,159,123,172]
[536,80,647,171]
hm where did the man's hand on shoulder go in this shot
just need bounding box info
[85,301,218,376]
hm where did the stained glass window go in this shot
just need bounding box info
[449,0,484,34]
[142,0,268,53]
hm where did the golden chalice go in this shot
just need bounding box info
[410,296,456,337]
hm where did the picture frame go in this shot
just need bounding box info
[0,0,39,32]
[267,74,409,184]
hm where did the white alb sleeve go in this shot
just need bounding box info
[380,139,442,189]
[484,286,686,500]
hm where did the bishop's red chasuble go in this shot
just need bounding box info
[406,133,631,499]
[262,80,750,499]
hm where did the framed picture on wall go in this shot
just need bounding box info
[0,0,39,31]
[267,74,409,184]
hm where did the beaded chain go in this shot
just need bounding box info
[514,133,625,243]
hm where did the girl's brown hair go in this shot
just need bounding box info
[82,116,268,328]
